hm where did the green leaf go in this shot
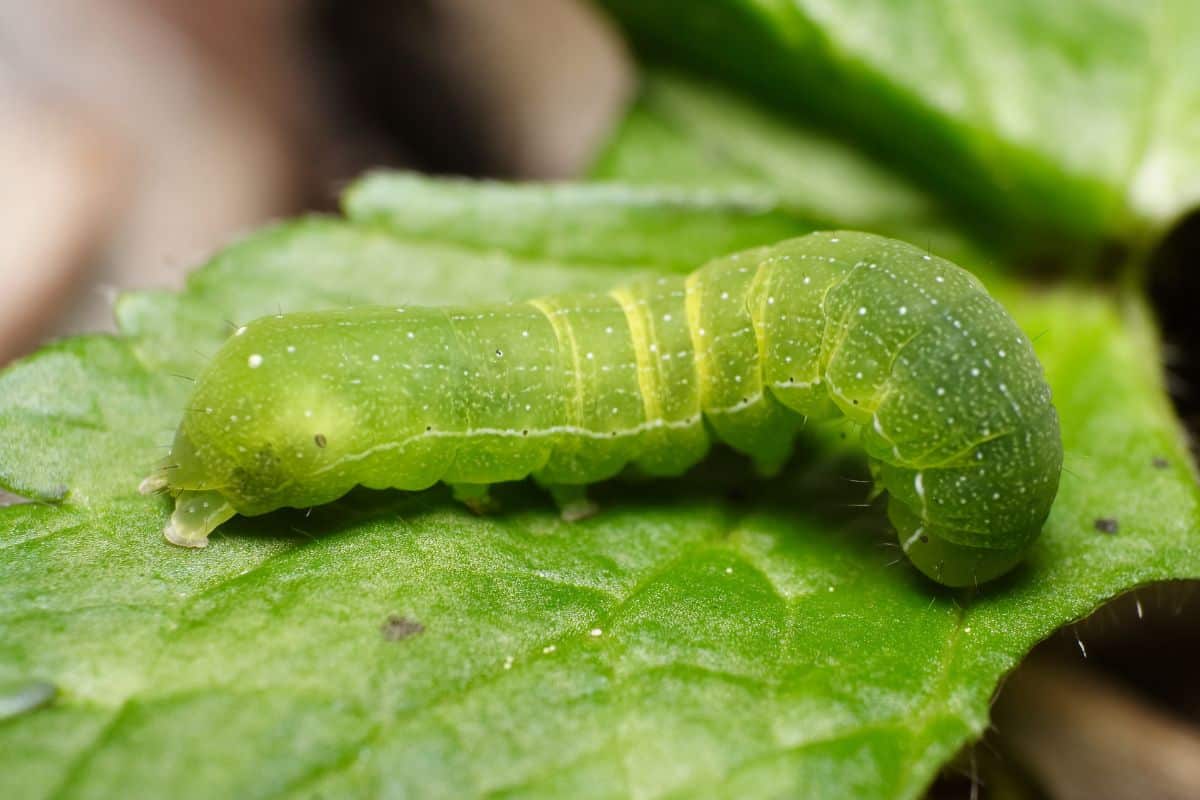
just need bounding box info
[589,72,952,242]
[1,192,1197,799]
[344,172,817,271]
[596,0,1200,250]
[587,71,996,273]
[345,149,989,283]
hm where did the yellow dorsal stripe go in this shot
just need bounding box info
[747,258,773,392]
[609,286,662,426]
[528,298,584,430]
[683,270,710,407]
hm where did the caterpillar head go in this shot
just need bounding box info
[871,402,1062,587]
[886,499,1031,587]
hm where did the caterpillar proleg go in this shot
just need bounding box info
[143,232,1061,586]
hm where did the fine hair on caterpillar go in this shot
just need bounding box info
[142,231,1062,587]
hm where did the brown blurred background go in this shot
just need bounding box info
[0,0,632,363]
[2,2,1198,798]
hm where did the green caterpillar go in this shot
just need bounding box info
[142,232,1062,586]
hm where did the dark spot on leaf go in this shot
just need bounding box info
[919,534,929,544]
[380,615,424,642]
[1094,517,1119,535]
[314,433,327,448]
[1152,456,1169,469]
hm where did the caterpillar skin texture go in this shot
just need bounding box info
[145,232,1062,587]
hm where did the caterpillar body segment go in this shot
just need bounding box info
[147,232,1062,586]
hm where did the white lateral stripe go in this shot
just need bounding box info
[902,526,924,553]
[314,391,785,476]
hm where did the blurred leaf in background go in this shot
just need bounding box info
[598,0,1200,263]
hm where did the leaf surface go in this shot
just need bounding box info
[1,192,1197,799]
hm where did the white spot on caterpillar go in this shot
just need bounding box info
[407,332,415,339]
[663,313,672,322]
[858,307,867,316]
[235,326,247,336]
[970,367,980,377]
[371,354,380,362]
[286,345,296,353]
[589,628,603,637]
[542,644,556,654]
[898,306,907,315]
